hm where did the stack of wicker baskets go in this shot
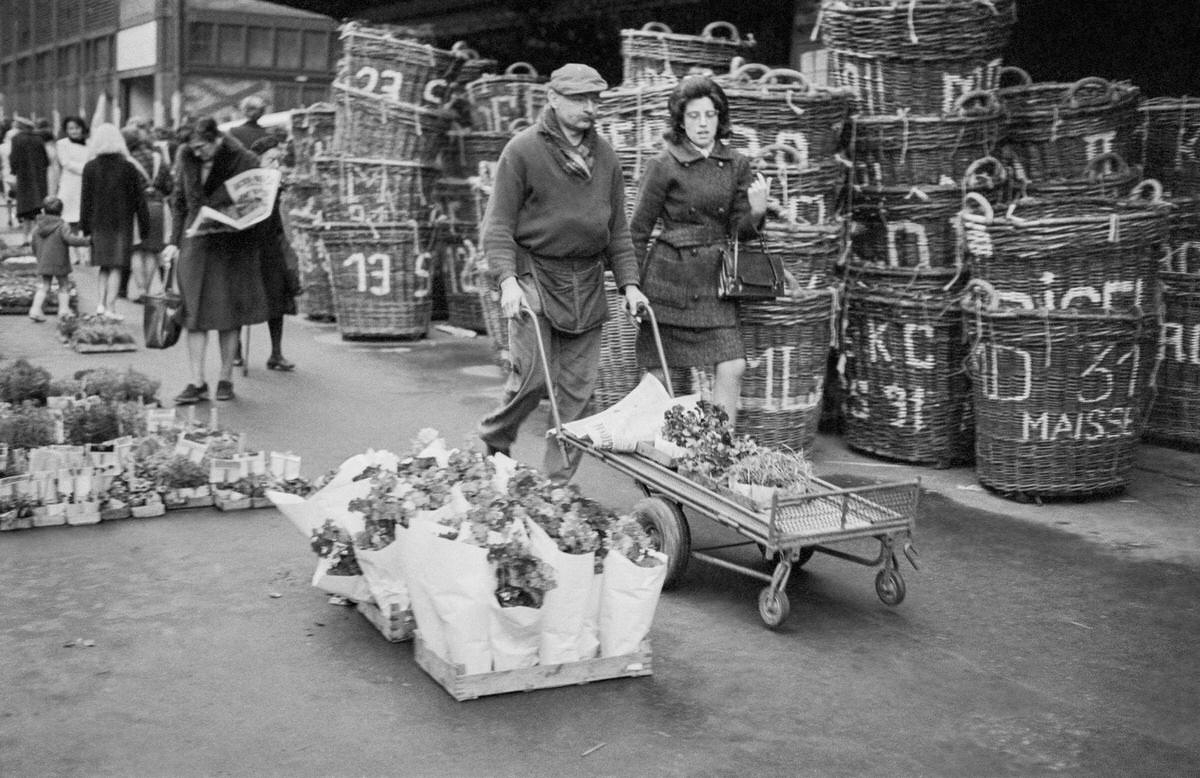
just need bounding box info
[284,105,337,321]
[315,21,486,339]
[620,21,755,86]
[959,193,1171,498]
[1138,97,1200,447]
[826,0,1011,467]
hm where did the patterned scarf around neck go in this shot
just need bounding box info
[539,106,594,180]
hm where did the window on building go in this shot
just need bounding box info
[58,45,78,78]
[16,57,30,83]
[0,64,10,89]
[302,30,329,73]
[276,29,301,70]
[188,22,216,65]
[94,36,112,71]
[35,52,51,81]
[248,27,274,69]
[219,24,246,66]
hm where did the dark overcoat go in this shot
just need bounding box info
[10,129,49,219]
[79,154,150,269]
[169,135,269,332]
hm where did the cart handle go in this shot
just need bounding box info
[636,302,675,398]
[518,299,570,465]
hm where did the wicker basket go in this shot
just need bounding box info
[594,275,642,409]
[717,66,853,163]
[761,220,846,289]
[299,225,336,321]
[1138,97,1200,198]
[597,83,674,183]
[332,85,453,165]
[440,233,487,332]
[1164,196,1200,275]
[1013,152,1143,201]
[465,62,549,132]
[998,70,1142,184]
[848,91,1003,186]
[827,48,1002,115]
[734,288,838,451]
[445,128,516,180]
[431,177,488,240]
[960,191,1170,314]
[336,22,472,107]
[963,290,1159,498]
[620,21,755,85]
[818,0,1016,59]
[850,155,1005,269]
[750,144,846,225]
[313,156,437,224]
[1146,272,1200,446]
[289,103,337,180]
[842,283,974,466]
[319,222,435,339]
[843,263,967,295]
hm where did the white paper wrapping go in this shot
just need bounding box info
[311,557,373,602]
[528,522,596,665]
[402,522,448,661]
[488,603,542,671]
[578,572,604,660]
[562,373,700,451]
[355,540,410,613]
[599,550,667,657]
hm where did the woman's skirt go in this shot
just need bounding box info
[636,322,743,369]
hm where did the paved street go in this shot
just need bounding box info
[2,285,1199,777]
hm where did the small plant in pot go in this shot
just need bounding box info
[726,448,814,510]
[157,455,210,508]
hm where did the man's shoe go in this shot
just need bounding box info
[266,355,295,371]
[174,383,209,405]
[484,443,510,458]
[215,380,235,401]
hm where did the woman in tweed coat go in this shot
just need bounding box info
[629,76,768,427]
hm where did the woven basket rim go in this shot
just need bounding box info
[312,154,440,169]
[960,196,1172,226]
[619,21,755,48]
[998,80,1140,115]
[1138,97,1200,114]
[960,298,1155,322]
[823,0,1013,10]
[332,82,456,116]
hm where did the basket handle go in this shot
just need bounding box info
[1084,152,1131,181]
[759,68,813,93]
[1127,178,1164,203]
[504,61,539,77]
[961,191,995,221]
[729,61,771,83]
[1063,76,1117,108]
[754,143,804,167]
[962,156,1007,190]
[998,65,1032,87]
[450,41,481,60]
[702,21,741,42]
[640,21,673,33]
[954,89,1000,115]
[962,279,1002,311]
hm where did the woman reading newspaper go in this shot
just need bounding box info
[162,117,272,404]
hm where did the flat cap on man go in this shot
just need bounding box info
[548,63,609,95]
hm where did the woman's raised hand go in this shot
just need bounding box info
[748,172,770,217]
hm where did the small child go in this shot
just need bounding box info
[29,196,89,322]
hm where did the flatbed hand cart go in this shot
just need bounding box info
[523,300,921,628]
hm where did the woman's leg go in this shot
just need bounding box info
[712,357,746,429]
[186,330,208,386]
[28,278,49,321]
[266,316,295,369]
[217,329,240,383]
[56,276,73,317]
[95,267,108,313]
[127,250,153,302]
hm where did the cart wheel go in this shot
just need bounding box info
[758,588,790,628]
[632,496,690,589]
[875,568,906,606]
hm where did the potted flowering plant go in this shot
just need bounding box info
[659,401,759,488]
[599,516,668,658]
[157,455,211,508]
[62,402,122,446]
[0,491,33,531]
[309,518,372,602]
[99,475,132,521]
[214,476,253,511]
[128,477,165,518]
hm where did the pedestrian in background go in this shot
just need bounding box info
[477,62,648,481]
[35,118,61,199]
[163,117,269,405]
[250,132,301,372]
[8,117,50,242]
[0,122,17,227]
[228,96,269,151]
[629,75,769,429]
[124,127,173,303]
[78,123,150,320]
[54,116,92,266]
[28,196,89,322]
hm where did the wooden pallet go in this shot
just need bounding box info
[73,342,137,353]
[413,633,653,701]
[355,600,415,642]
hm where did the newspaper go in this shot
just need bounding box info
[185,167,281,237]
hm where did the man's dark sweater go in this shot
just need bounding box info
[481,110,640,290]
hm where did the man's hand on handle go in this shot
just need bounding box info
[160,244,179,264]
[499,276,526,319]
[622,284,649,321]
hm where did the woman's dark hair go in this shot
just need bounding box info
[176,116,221,145]
[665,75,732,146]
[61,116,89,138]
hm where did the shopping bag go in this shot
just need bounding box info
[143,262,181,349]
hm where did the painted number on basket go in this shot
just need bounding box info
[744,346,820,411]
[883,384,926,431]
[1160,321,1200,365]
[1084,131,1116,160]
[344,252,391,296]
[940,59,1001,114]
[355,66,403,102]
[886,222,932,267]
[867,320,935,369]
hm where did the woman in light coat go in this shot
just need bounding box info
[54,116,92,264]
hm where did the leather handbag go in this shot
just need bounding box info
[143,261,182,349]
[718,235,785,301]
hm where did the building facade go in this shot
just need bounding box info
[0,0,337,128]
